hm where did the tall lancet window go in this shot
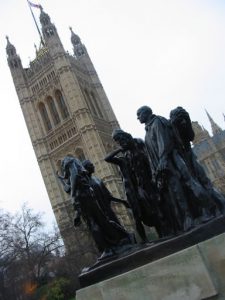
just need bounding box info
[55,90,69,119]
[39,102,52,132]
[47,96,60,125]
[90,91,103,119]
[83,89,98,116]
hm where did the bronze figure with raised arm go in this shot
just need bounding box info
[105,129,166,242]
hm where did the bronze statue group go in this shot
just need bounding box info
[57,106,225,261]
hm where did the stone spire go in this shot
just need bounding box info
[39,6,51,31]
[6,36,16,55]
[6,36,22,70]
[69,27,87,58]
[192,121,210,144]
[205,110,222,136]
[39,7,64,53]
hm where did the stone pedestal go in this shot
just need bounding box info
[77,217,225,300]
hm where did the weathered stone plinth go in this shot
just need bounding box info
[79,216,225,287]
[77,217,225,300]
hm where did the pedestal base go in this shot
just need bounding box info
[77,216,225,300]
[79,215,225,288]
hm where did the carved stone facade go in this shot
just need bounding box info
[6,8,130,270]
[192,112,225,194]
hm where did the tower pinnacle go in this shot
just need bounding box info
[40,7,51,27]
[205,110,222,136]
[70,27,87,57]
[6,36,16,56]
[70,27,81,45]
[6,36,22,70]
[39,7,64,53]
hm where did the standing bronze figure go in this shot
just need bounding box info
[57,156,133,260]
[105,129,165,242]
[170,106,225,218]
[137,106,193,233]
[82,159,130,226]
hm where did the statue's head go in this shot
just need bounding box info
[170,106,189,124]
[137,106,152,124]
[61,156,74,172]
[61,155,86,177]
[170,106,195,143]
[82,159,95,175]
[112,129,133,150]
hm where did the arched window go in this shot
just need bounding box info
[83,89,98,116]
[75,148,85,161]
[39,102,52,132]
[90,91,103,118]
[46,96,60,125]
[55,90,69,119]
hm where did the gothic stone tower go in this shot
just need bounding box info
[192,113,225,194]
[6,8,129,270]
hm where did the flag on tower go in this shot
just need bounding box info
[28,1,41,9]
[27,0,44,46]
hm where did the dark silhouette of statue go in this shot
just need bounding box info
[137,106,193,233]
[57,156,133,260]
[170,106,225,217]
[105,129,165,242]
[82,159,130,226]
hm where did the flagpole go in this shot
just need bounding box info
[26,0,45,46]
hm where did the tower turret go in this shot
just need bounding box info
[6,36,22,72]
[205,110,222,136]
[39,7,65,55]
[69,27,119,127]
[6,36,26,92]
[70,27,87,58]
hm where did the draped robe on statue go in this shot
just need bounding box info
[144,115,193,231]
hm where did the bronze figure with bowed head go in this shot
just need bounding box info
[57,156,133,260]
[170,106,225,219]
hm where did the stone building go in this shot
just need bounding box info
[192,111,225,194]
[6,7,130,270]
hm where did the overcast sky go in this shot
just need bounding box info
[0,0,225,225]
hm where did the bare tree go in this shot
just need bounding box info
[0,210,17,300]
[0,204,63,300]
[11,204,62,281]
[0,210,15,265]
